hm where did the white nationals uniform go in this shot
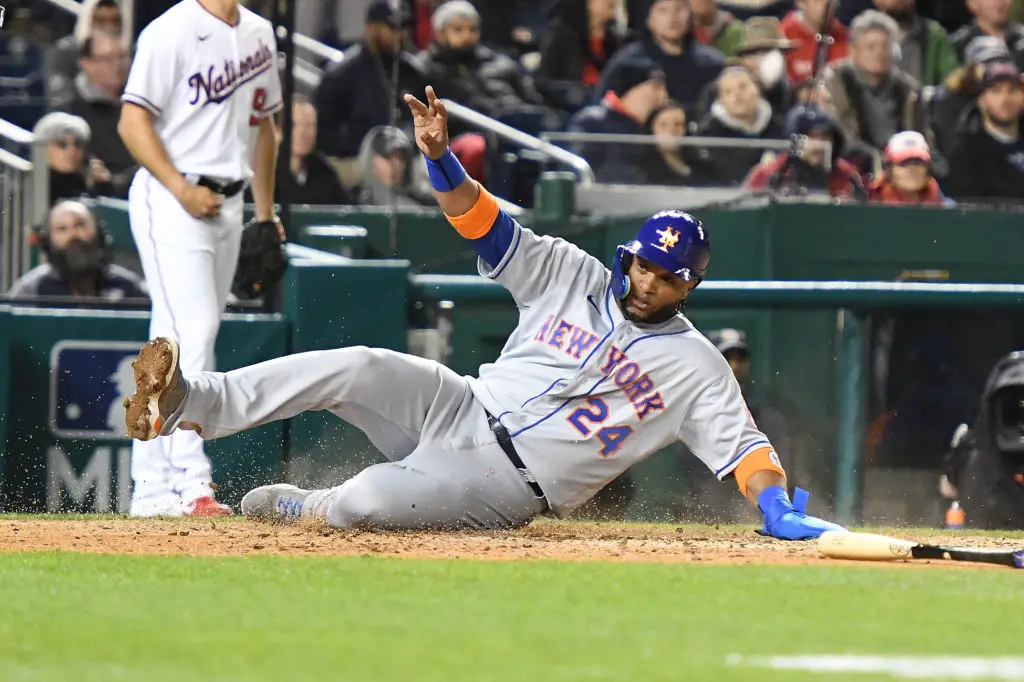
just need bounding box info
[171,190,780,529]
[122,0,283,516]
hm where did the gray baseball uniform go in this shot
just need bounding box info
[175,191,776,529]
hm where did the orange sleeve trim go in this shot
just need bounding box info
[444,187,500,240]
[734,447,787,498]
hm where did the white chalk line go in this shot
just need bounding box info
[725,654,1024,680]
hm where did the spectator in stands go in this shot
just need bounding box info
[566,55,669,183]
[642,100,711,184]
[944,60,1024,204]
[823,11,935,161]
[473,0,548,59]
[274,97,353,206]
[733,17,799,116]
[745,103,866,198]
[691,0,744,57]
[315,0,426,167]
[873,0,960,87]
[64,30,136,200]
[933,36,1014,154]
[695,66,784,184]
[7,200,146,301]
[44,0,127,112]
[596,0,726,116]
[34,112,90,205]
[419,1,547,120]
[535,0,632,114]
[868,130,952,205]
[356,125,434,206]
[951,0,1024,72]
[781,0,850,84]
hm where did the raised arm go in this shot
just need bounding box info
[403,87,482,219]
[404,87,598,306]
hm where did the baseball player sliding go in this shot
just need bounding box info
[123,85,844,540]
[117,0,284,517]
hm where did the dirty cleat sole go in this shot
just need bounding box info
[124,337,181,441]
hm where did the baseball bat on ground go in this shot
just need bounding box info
[818,531,1024,568]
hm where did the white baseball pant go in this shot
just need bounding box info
[127,169,244,515]
[175,346,546,529]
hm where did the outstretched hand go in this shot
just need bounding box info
[403,86,450,160]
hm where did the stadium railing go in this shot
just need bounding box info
[0,118,48,293]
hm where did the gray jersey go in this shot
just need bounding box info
[465,216,775,517]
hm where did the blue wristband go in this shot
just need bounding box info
[425,148,467,192]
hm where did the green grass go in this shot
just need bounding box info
[0,552,1021,681]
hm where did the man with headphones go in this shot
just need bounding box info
[6,200,147,302]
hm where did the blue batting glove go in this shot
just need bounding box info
[757,486,847,540]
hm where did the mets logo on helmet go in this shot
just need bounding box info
[655,227,680,253]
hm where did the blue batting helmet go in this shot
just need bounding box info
[611,210,710,299]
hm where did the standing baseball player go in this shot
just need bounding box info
[117,0,283,517]
[123,86,844,540]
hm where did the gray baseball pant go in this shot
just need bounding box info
[177,347,546,530]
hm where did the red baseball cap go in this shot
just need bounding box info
[884,131,931,164]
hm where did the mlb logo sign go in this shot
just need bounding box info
[49,341,145,439]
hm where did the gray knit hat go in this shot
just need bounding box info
[432,0,479,32]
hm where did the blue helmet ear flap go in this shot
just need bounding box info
[611,246,631,299]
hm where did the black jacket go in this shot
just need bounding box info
[275,153,354,206]
[66,81,137,199]
[943,108,1024,205]
[314,44,428,159]
[535,14,632,113]
[7,263,147,301]
[419,43,546,121]
[594,38,726,115]
[565,103,650,184]
[693,104,785,185]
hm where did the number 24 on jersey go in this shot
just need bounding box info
[567,397,634,457]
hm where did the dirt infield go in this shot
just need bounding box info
[0,517,1020,568]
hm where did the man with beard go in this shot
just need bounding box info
[7,200,146,302]
[122,86,845,542]
[418,1,547,123]
[944,60,1024,204]
[314,0,427,161]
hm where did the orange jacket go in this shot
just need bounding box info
[868,175,948,206]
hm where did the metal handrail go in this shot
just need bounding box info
[441,100,595,185]
[0,119,35,146]
[293,33,345,64]
[541,131,833,152]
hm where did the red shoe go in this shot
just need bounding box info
[185,496,233,517]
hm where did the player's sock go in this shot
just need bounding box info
[299,487,338,519]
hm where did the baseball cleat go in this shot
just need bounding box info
[185,496,233,517]
[124,337,192,441]
[241,484,310,520]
